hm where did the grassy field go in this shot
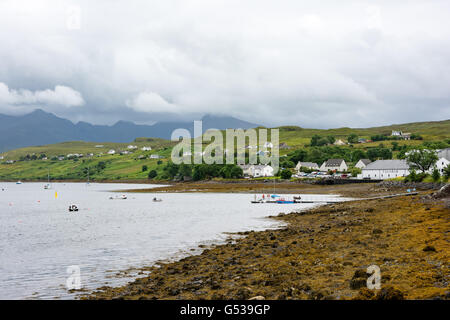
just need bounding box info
[0,119,449,181]
[0,139,175,181]
[275,119,450,150]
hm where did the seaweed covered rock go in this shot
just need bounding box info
[375,286,405,300]
[423,245,437,252]
[350,269,370,290]
[432,184,450,199]
[353,288,375,300]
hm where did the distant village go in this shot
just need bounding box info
[0,144,165,164]
[236,130,448,181]
[0,129,449,182]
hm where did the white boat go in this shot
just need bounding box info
[44,169,52,189]
[152,197,162,202]
[16,181,22,185]
[109,195,127,200]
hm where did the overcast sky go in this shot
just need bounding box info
[0,0,449,128]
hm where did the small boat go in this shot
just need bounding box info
[16,181,22,185]
[44,170,52,189]
[69,205,79,212]
[276,200,295,204]
[152,197,162,202]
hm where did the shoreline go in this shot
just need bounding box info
[84,184,449,300]
[0,179,172,185]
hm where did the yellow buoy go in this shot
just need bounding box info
[55,191,58,199]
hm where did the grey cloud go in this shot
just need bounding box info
[0,0,449,127]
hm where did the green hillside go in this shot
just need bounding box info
[0,119,449,181]
[0,138,176,181]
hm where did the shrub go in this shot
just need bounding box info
[443,165,450,181]
[347,133,359,144]
[432,168,441,182]
[280,169,292,179]
[350,167,362,177]
[148,170,157,179]
[142,165,148,172]
[299,166,314,173]
[405,170,428,182]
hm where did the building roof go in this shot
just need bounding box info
[324,159,345,167]
[363,160,409,170]
[238,164,272,169]
[358,159,372,165]
[438,148,450,161]
[298,162,319,168]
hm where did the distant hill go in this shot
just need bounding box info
[0,109,259,152]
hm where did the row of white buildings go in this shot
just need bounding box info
[296,159,350,172]
[357,148,450,179]
[293,148,450,180]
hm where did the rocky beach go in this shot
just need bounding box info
[86,183,449,300]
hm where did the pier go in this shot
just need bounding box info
[251,192,419,204]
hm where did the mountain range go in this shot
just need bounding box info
[0,110,259,152]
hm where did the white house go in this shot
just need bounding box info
[127,145,138,150]
[239,164,274,177]
[334,139,346,146]
[355,159,372,169]
[279,142,291,149]
[361,160,410,179]
[406,148,449,174]
[141,146,152,151]
[320,159,348,172]
[391,130,411,140]
[95,145,104,148]
[150,154,162,159]
[436,148,450,174]
[295,162,319,172]
[257,150,270,157]
[67,153,83,159]
[107,150,116,155]
[263,142,273,149]
[0,156,4,160]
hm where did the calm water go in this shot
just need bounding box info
[0,182,346,299]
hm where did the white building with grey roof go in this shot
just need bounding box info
[355,159,371,169]
[436,148,450,175]
[320,159,348,172]
[239,164,274,177]
[361,160,410,180]
[295,162,319,172]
